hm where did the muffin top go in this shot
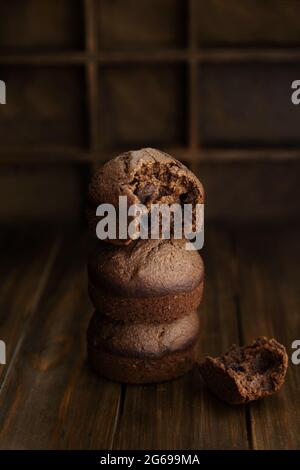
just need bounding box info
[88,237,204,297]
[88,147,204,208]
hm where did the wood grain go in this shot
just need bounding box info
[3,48,300,65]
[84,0,100,164]
[0,232,121,450]
[0,229,59,388]
[187,0,199,173]
[113,227,249,450]
[0,226,299,449]
[0,0,84,51]
[236,226,300,449]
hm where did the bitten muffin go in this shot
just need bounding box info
[87,310,200,384]
[87,148,204,244]
[199,337,288,404]
[88,237,204,323]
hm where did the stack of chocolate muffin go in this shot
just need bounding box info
[86,148,205,384]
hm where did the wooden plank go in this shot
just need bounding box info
[1,147,300,166]
[98,48,300,63]
[84,0,100,167]
[2,48,300,65]
[97,47,300,64]
[0,53,87,64]
[0,232,121,450]
[113,226,249,450]
[236,226,300,449]
[197,48,300,63]
[0,229,59,388]
[0,147,91,162]
[197,148,300,162]
[187,0,199,174]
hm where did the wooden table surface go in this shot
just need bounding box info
[0,224,299,450]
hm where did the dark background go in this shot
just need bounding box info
[0,0,300,224]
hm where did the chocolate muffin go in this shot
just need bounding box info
[87,310,200,384]
[87,148,204,244]
[199,337,288,404]
[88,237,204,323]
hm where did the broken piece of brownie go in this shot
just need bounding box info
[199,337,288,404]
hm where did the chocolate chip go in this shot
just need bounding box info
[136,183,158,204]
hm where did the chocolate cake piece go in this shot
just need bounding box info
[87,310,200,384]
[199,337,288,404]
[87,148,204,244]
[88,237,204,322]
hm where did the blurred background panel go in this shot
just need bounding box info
[0,0,84,51]
[0,0,300,224]
[199,63,300,147]
[0,65,87,147]
[96,0,186,50]
[98,64,187,150]
[196,0,300,47]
